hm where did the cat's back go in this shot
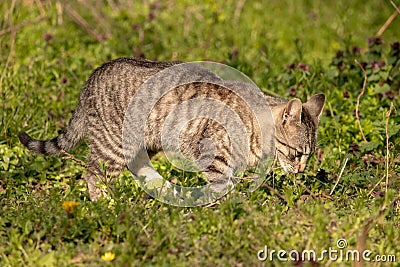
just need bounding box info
[82,58,179,100]
[79,58,180,121]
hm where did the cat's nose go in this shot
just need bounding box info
[298,163,306,173]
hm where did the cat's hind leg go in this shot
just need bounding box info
[85,146,125,200]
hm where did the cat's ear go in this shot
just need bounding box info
[303,94,325,122]
[283,98,302,124]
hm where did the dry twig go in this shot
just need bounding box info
[63,4,101,40]
[391,0,400,13]
[294,179,317,199]
[234,0,246,24]
[368,103,395,196]
[1,0,18,89]
[56,0,64,25]
[60,149,100,177]
[376,0,400,36]
[354,60,368,143]
[0,15,48,37]
[261,182,286,202]
[76,0,111,38]
[354,197,400,267]
[385,103,394,195]
[330,157,349,195]
[107,0,119,12]
[60,149,116,198]
[34,0,46,16]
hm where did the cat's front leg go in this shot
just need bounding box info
[203,167,236,196]
[129,150,161,180]
[127,149,172,194]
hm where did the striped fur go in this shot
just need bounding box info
[18,58,325,200]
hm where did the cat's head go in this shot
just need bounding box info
[273,94,325,173]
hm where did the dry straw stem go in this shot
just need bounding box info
[354,197,400,267]
[0,0,49,36]
[33,0,46,16]
[368,103,395,196]
[59,0,113,40]
[0,0,49,86]
[294,179,318,200]
[384,103,394,195]
[0,15,48,37]
[329,156,349,195]
[233,0,246,25]
[60,150,99,177]
[63,4,100,40]
[391,0,400,13]
[56,0,64,25]
[74,0,111,38]
[106,0,119,12]
[261,182,286,202]
[61,150,115,198]
[360,105,396,267]
[354,60,368,143]
[376,0,400,36]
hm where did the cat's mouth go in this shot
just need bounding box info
[275,149,303,174]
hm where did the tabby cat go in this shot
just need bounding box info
[18,58,325,200]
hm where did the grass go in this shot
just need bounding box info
[1,0,400,266]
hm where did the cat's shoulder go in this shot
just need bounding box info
[96,57,182,71]
[264,95,288,106]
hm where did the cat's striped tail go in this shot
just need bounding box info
[18,104,87,156]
